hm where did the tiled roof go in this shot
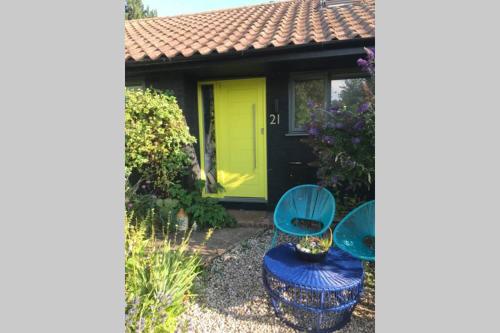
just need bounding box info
[125,0,374,63]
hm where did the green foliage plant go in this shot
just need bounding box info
[167,181,236,230]
[296,228,333,254]
[127,195,180,238]
[125,88,196,194]
[187,197,236,230]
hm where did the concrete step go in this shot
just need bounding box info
[227,209,273,228]
[227,209,347,228]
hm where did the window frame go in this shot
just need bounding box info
[288,72,329,135]
[288,71,369,135]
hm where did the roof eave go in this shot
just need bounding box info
[125,37,375,68]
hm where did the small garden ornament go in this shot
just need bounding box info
[176,208,189,231]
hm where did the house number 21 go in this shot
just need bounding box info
[269,114,280,125]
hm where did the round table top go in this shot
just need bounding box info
[263,243,364,291]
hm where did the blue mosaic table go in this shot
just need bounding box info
[262,243,364,332]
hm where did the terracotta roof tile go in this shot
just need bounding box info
[125,0,374,63]
[216,45,229,53]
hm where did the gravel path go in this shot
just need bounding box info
[177,230,375,333]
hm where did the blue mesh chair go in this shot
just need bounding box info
[271,185,336,247]
[334,200,375,261]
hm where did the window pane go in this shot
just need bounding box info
[330,78,367,111]
[294,79,325,130]
[201,85,217,193]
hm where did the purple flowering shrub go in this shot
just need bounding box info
[304,48,375,205]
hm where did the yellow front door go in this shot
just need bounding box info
[199,78,267,200]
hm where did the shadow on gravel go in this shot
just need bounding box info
[190,230,375,332]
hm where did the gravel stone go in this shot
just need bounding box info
[177,230,375,333]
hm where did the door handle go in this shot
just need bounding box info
[252,104,256,170]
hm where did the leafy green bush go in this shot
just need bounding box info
[168,181,236,230]
[127,177,235,232]
[126,177,180,235]
[125,214,200,333]
[125,88,196,194]
[132,196,179,234]
[187,197,236,230]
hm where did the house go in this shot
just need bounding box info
[125,0,375,208]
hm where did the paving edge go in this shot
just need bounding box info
[201,227,272,268]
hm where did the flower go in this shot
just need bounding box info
[334,108,343,115]
[357,58,370,71]
[357,47,375,74]
[322,135,335,145]
[328,105,340,113]
[365,47,375,62]
[352,137,361,145]
[357,102,369,114]
[306,100,315,108]
[353,119,365,131]
[308,126,319,136]
[154,291,173,306]
[335,122,344,129]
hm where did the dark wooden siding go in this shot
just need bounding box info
[265,71,318,205]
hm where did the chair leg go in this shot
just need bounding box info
[271,228,279,248]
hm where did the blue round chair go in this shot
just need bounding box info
[333,200,375,261]
[272,185,336,247]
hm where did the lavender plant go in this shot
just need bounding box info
[304,48,375,207]
[125,213,201,332]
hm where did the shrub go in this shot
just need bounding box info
[187,197,236,230]
[125,88,196,194]
[126,176,235,232]
[168,181,237,230]
[304,48,375,208]
[126,177,180,235]
[125,214,201,333]
[130,195,179,234]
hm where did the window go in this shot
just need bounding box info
[200,84,218,194]
[330,77,368,113]
[289,73,367,134]
[289,73,328,133]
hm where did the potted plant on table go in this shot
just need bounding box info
[295,228,333,262]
